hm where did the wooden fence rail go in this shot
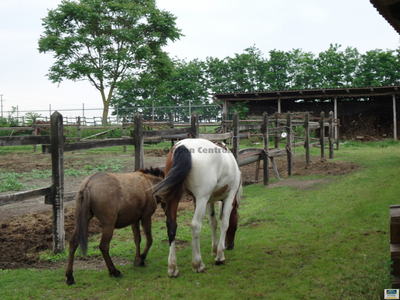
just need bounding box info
[0,110,337,253]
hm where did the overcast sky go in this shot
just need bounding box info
[0,0,399,119]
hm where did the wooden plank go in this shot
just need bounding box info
[391,223,400,244]
[391,244,400,260]
[82,129,115,140]
[392,259,400,275]
[141,127,191,138]
[320,111,325,159]
[305,112,310,167]
[134,113,144,171]
[0,135,50,146]
[199,132,232,141]
[238,124,261,131]
[42,138,135,153]
[392,275,400,288]
[0,187,52,206]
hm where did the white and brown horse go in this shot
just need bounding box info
[65,168,164,285]
[153,138,242,277]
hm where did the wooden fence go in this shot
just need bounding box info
[0,110,337,253]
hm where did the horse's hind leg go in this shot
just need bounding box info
[207,202,218,256]
[216,196,235,265]
[131,221,144,267]
[65,228,79,285]
[226,199,238,250]
[99,226,121,278]
[191,199,207,273]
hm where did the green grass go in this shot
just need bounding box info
[1,141,399,299]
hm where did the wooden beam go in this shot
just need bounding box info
[0,187,51,207]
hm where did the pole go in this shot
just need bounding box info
[0,94,4,118]
[393,94,397,141]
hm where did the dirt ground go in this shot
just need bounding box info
[0,149,358,271]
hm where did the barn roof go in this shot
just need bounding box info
[211,85,400,103]
[370,0,400,34]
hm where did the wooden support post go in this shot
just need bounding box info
[122,116,127,153]
[32,118,37,153]
[77,116,81,141]
[50,111,65,253]
[320,111,325,159]
[274,112,279,149]
[232,111,239,162]
[134,113,144,171]
[334,97,338,140]
[191,112,199,138]
[254,160,261,182]
[304,112,310,167]
[170,113,174,128]
[222,112,227,144]
[286,112,292,176]
[262,112,269,185]
[393,94,397,141]
[329,111,334,159]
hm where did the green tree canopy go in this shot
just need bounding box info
[38,0,182,125]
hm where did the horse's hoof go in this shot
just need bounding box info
[226,243,234,250]
[134,257,145,267]
[66,276,75,285]
[168,269,181,278]
[112,270,123,278]
[215,259,226,266]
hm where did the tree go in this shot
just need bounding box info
[38,0,182,125]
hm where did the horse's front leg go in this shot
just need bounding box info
[166,198,180,277]
[208,202,218,256]
[191,200,207,273]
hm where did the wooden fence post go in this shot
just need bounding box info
[77,116,81,141]
[122,116,127,153]
[50,111,65,253]
[329,111,334,159]
[286,112,292,176]
[304,112,310,167]
[222,112,227,144]
[320,111,325,159]
[275,112,279,149]
[191,112,199,138]
[262,112,269,185]
[232,111,239,162]
[134,113,144,171]
[32,118,37,153]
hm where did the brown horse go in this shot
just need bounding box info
[65,168,165,285]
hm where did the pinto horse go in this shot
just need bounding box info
[65,168,165,285]
[153,138,242,277]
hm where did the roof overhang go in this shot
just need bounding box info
[211,86,400,103]
[370,0,400,34]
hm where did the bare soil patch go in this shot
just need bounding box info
[0,150,356,271]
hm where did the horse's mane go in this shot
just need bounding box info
[138,167,165,179]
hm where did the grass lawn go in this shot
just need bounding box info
[1,141,399,299]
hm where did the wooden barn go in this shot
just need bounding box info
[212,85,400,140]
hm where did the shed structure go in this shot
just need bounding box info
[212,85,400,140]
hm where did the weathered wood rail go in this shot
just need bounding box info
[0,110,336,253]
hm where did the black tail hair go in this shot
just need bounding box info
[152,145,192,198]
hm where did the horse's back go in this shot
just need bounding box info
[175,139,241,200]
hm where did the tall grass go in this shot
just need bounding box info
[1,141,399,299]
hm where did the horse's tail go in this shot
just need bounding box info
[74,186,91,256]
[153,145,192,199]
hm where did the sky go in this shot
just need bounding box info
[0,0,399,119]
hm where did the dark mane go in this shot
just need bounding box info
[138,167,165,179]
